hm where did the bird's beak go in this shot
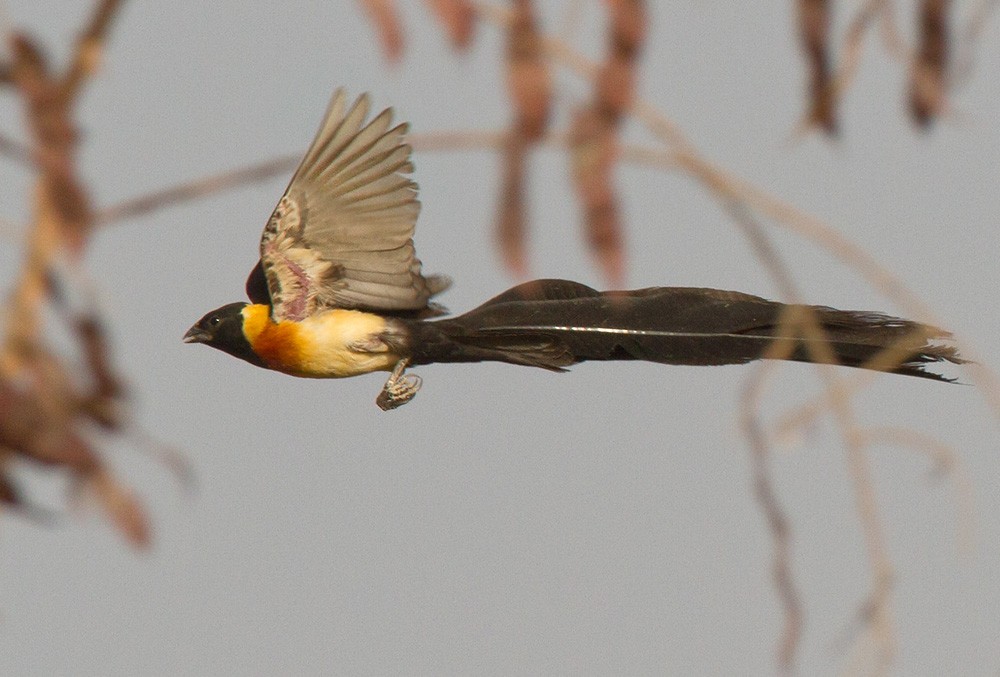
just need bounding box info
[183,325,210,344]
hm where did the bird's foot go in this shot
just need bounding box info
[376,359,422,411]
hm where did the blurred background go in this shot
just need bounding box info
[0,2,998,675]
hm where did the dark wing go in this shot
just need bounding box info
[254,89,450,321]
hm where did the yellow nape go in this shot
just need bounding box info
[240,304,401,378]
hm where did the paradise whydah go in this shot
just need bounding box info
[185,90,963,410]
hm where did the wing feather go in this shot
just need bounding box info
[305,95,370,175]
[314,112,396,183]
[328,142,411,185]
[257,89,449,321]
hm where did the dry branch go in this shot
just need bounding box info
[0,0,150,546]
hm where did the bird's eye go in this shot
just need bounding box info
[209,315,221,327]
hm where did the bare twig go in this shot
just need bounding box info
[741,366,803,674]
[95,154,299,225]
[726,203,808,671]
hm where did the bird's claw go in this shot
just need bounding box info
[376,362,422,411]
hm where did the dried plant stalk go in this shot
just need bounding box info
[426,0,476,50]
[360,0,404,62]
[597,0,646,125]
[797,0,837,133]
[494,0,552,277]
[496,131,529,277]
[569,106,624,286]
[505,0,551,139]
[567,0,646,286]
[0,1,149,546]
[910,0,951,126]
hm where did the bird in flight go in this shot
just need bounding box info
[184,90,964,410]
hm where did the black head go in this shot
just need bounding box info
[183,302,264,367]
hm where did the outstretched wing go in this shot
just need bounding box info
[253,89,450,322]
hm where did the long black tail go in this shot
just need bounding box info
[407,280,964,381]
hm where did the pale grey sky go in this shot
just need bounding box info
[1,2,999,675]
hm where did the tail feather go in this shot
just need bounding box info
[408,280,965,381]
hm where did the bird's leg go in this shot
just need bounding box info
[376,358,422,411]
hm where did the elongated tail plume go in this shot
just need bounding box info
[406,280,964,380]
